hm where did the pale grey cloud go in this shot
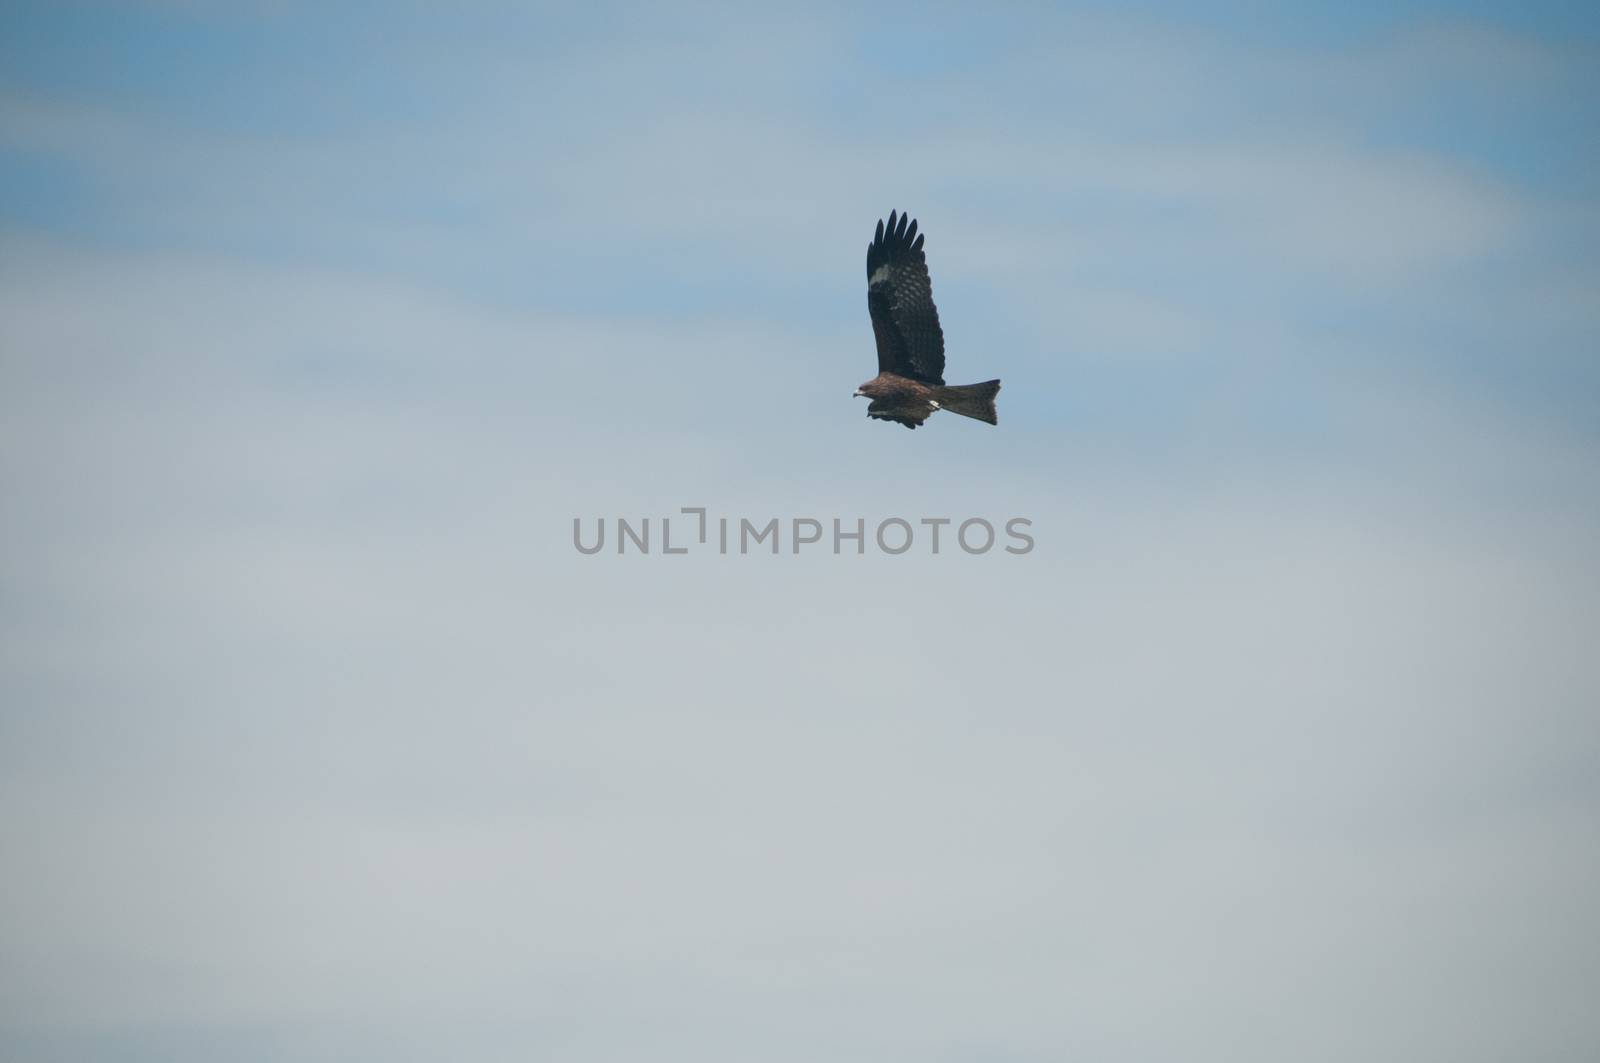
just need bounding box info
[4,240,1599,1059]
[3,4,1598,1061]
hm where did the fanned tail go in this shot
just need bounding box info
[936,379,1000,425]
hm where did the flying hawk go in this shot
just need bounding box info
[854,210,1000,429]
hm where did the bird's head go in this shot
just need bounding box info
[854,379,882,400]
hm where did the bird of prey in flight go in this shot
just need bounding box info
[854,210,1000,430]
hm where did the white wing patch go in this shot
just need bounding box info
[868,265,892,286]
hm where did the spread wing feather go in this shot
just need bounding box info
[866,210,946,385]
[867,398,931,430]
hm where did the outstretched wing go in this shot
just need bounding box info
[866,210,946,385]
[867,398,932,430]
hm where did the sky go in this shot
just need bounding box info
[1,2,1598,1061]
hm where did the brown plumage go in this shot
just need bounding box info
[855,210,1000,430]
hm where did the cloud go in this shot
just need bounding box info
[2,4,1599,1061]
[4,236,1599,1059]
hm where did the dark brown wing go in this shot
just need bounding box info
[866,210,946,385]
[867,398,932,430]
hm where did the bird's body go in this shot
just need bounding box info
[855,210,1000,430]
[855,372,1000,430]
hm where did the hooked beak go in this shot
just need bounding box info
[852,389,864,397]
